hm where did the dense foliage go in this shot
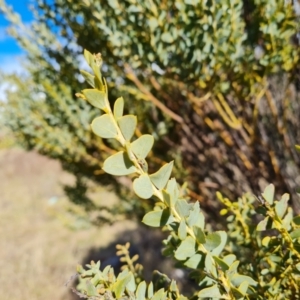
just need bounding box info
[1,0,300,217]
[73,51,300,299]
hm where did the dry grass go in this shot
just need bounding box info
[0,148,137,300]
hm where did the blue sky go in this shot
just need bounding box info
[0,0,33,73]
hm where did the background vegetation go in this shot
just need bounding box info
[1,0,300,217]
[1,0,300,298]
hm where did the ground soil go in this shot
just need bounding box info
[0,148,138,300]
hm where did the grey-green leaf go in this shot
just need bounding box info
[83,89,106,110]
[257,216,270,231]
[118,115,137,141]
[223,254,236,266]
[238,281,250,295]
[133,174,153,199]
[148,282,154,298]
[136,281,147,300]
[293,216,300,225]
[204,232,223,252]
[275,193,289,219]
[91,114,118,138]
[86,280,98,296]
[174,236,196,260]
[152,288,167,300]
[198,285,222,298]
[230,274,257,287]
[290,229,300,239]
[150,161,174,190]
[231,286,246,298]
[166,178,179,205]
[142,209,174,227]
[113,97,124,119]
[187,202,200,227]
[162,190,171,207]
[193,226,206,244]
[175,200,193,218]
[262,184,275,204]
[211,231,227,256]
[80,70,95,88]
[205,253,217,277]
[213,256,229,272]
[184,253,203,269]
[178,220,187,240]
[103,151,137,176]
[84,49,94,67]
[131,134,154,159]
[113,273,131,298]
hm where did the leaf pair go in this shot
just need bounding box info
[102,134,154,176]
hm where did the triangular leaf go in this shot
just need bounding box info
[238,281,249,295]
[223,254,236,267]
[227,261,240,279]
[198,285,223,298]
[204,232,221,252]
[83,89,107,110]
[133,174,154,199]
[231,286,245,298]
[84,49,95,68]
[213,256,229,272]
[257,216,270,231]
[142,209,174,227]
[80,70,95,88]
[293,216,300,225]
[205,253,217,277]
[103,151,137,176]
[275,193,289,219]
[83,49,103,86]
[148,282,154,298]
[174,236,196,260]
[84,50,103,82]
[136,281,147,300]
[86,280,98,296]
[211,231,227,256]
[262,184,275,204]
[118,115,137,141]
[114,97,124,119]
[175,200,193,218]
[166,178,179,206]
[230,274,257,287]
[283,207,293,230]
[195,211,205,229]
[187,202,200,227]
[162,190,171,207]
[112,273,131,298]
[91,114,118,138]
[290,229,300,239]
[126,272,136,292]
[178,220,187,240]
[152,288,167,300]
[184,253,203,269]
[131,134,154,159]
[150,161,174,190]
[193,226,206,244]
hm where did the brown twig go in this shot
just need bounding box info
[124,64,184,124]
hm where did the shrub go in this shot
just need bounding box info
[71,50,300,299]
[1,0,300,217]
